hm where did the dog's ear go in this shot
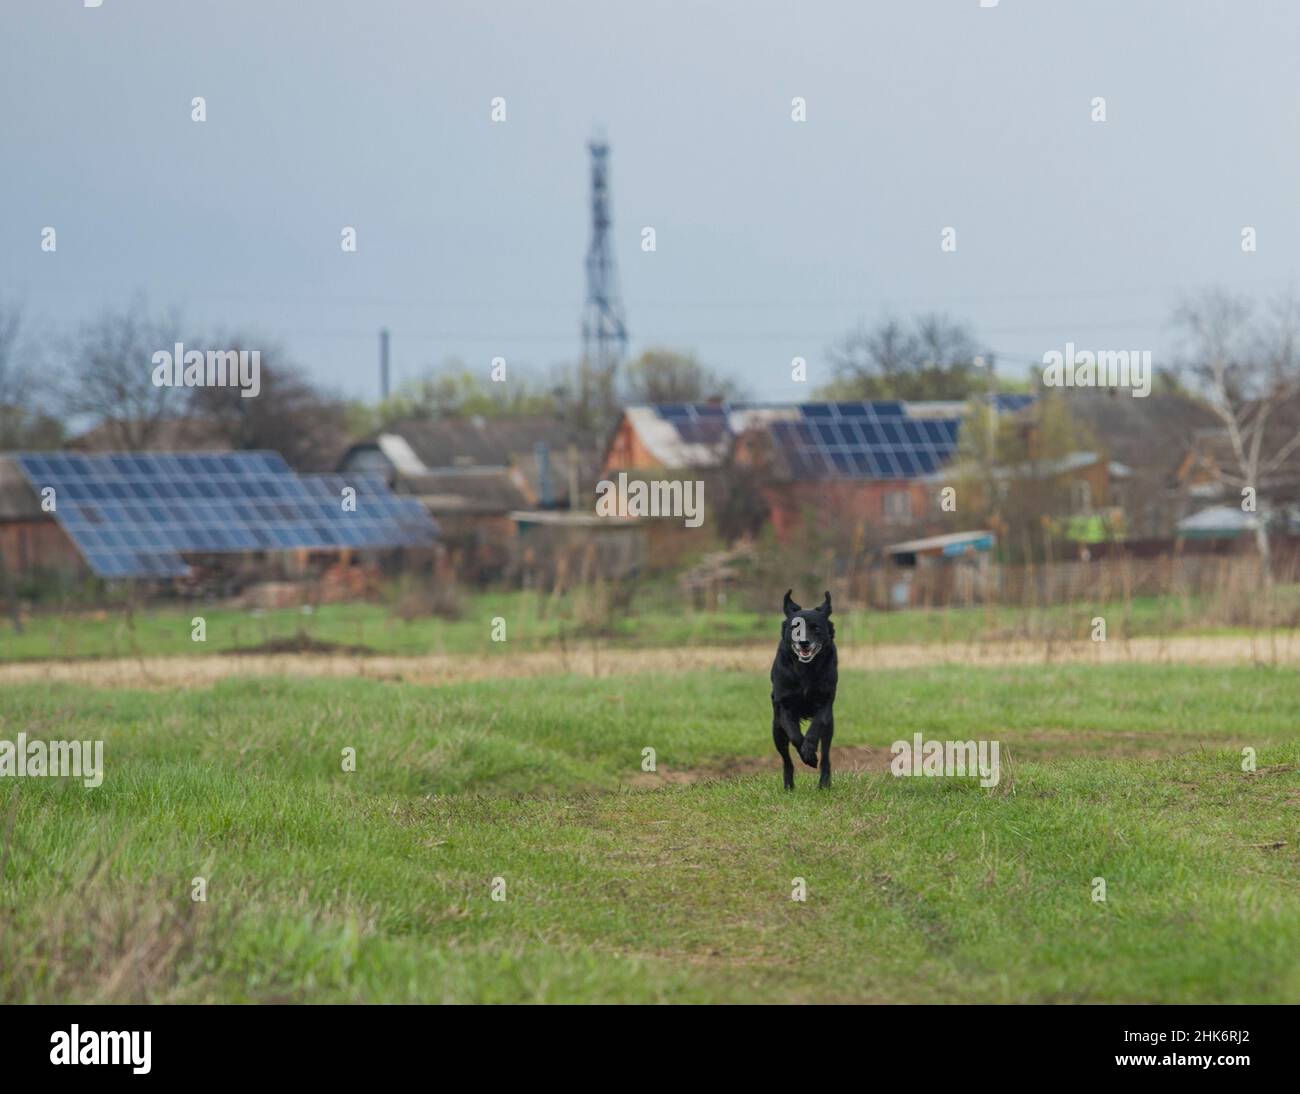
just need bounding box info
[818,591,832,617]
[783,589,801,618]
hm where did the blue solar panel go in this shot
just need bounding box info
[777,402,969,481]
[646,397,1037,483]
[991,393,1035,413]
[872,401,907,417]
[15,451,438,579]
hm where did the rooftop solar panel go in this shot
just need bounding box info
[646,397,1032,482]
[764,402,968,481]
[14,451,438,579]
[991,393,1035,413]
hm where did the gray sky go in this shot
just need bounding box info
[3,0,1299,403]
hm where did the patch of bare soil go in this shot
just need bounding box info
[627,745,893,788]
[219,635,375,657]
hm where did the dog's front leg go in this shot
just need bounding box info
[815,711,833,788]
[786,710,817,769]
[777,706,815,771]
[772,714,795,790]
[801,709,830,770]
[776,705,804,751]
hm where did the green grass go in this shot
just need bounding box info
[2,664,1298,1003]
[2,584,1297,662]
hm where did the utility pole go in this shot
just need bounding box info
[379,328,391,402]
[580,136,628,433]
[985,352,998,460]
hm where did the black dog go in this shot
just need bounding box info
[770,590,838,790]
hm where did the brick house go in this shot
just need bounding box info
[601,400,1007,542]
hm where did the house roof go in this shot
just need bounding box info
[922,450,1131,484]
[1001,451,1130,479]
[886,530,996,557]
[614,399,1026,481]
[345,417,595,507]
[372,416,586,470]
[1058,391,1220,479]
[374,434,426,476]
[0,456,44,521]
[619,403,830,467]
[1177,504,1260,537]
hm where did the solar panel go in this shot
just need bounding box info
[991,393,1035,413]
[776,402,968,482]
[14,451,438,579]
[647,397,1037,483]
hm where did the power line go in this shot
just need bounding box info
[6,275,1299,310]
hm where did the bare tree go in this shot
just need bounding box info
[0,299,63,450]
[621,348,745,404]
[61,299,184,449]
[187,334,351,470]
[1175,289,1300,573]
[825,313,984,401]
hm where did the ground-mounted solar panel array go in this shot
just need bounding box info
[13,451,438,578]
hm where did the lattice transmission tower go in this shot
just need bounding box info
[580,137,628,429]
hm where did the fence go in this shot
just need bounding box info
[851,550,1297,628]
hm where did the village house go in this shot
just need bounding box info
[1055,390,1225,539]
[0,456,82,578]
[603,399,1031,542]
[341,417,595,510]
[340,416,600,581]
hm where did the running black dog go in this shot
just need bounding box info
[770,590,837,790]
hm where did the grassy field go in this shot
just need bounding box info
[2,663,1298,1003]
[2,584,1297,662]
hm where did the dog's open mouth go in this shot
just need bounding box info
[792,641,821,663]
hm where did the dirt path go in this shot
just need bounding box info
[0,633,1295,689]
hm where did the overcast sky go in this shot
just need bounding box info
[3,0,1299,403]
